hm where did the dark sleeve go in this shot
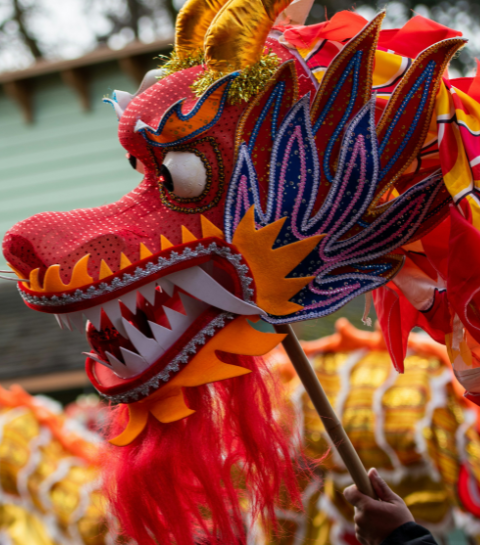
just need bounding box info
[380,522,438,545]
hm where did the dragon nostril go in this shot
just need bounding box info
[158,164,174,192]
[128,154,137,170]
[2,233,46,279]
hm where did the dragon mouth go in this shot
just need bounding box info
[14,238,262,402]
[82,260,257,402]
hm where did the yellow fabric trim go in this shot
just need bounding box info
[436,83,452,118]
[200,215,224,239]
[139,243,153,259]
[181,226,197,243]
[99,260,113,280]
[372,50,404,89]
[466,195,480,227]
[160,235,173,250]
[442,122,472,201]
[453,86,480,134]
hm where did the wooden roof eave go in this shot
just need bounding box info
[0,37,174,123]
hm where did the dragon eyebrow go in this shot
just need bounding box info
[135,73,238,148]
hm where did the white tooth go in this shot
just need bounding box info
[55,314,63,330]
[178,292,209,319]
[138,281,157,305]
[157,277,174,297]
[163,305,193,333]
[165,266,265,316]
[120,290,138,314]
[102,300,127,337]
[105,351,132,378]
[83,305,102,331]
[68,311,84,332]
[119,347,150,375]
[82,351,111,369]
[60,314,73,331]
[105,350,147,379]
[148,321,173,350]
[121,318,163,364]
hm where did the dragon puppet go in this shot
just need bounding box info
[3,0,480,542]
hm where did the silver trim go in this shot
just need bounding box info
[19,242,254,308]
[98,312,235,403]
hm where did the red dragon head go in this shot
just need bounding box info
[1,1,464,542]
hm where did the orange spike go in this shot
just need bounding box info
[120,253,132,270]
[109,404,149,447]
[140,243,153,260]
[43,264,68,293]
[29,268,43,292]
[149,388,196,424]
[99,260,114,280]
[200,215,224,239]
[160,235,173,250]
[181,226,197,243]
[232,206,324,315]
[68,254,94,290]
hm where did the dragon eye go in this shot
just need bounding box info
[160,151,207,198]
[159,164,174,192]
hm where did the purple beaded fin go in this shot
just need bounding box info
[308,12,384,214]
[225,87,447,323]
[235,61,299,211]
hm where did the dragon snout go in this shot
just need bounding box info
[3,209,153,284]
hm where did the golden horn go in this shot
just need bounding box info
[204,0,293,73]
[175,0,231,59]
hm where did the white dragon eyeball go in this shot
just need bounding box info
[162,151,207,198]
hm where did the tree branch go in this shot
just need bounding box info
[12,0,43,60]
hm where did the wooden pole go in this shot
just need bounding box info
[274,323,376,499]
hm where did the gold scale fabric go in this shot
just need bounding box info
[257,322,480,545]
[0,395,116,545]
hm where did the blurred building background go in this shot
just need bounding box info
[0,0,478,403]
[0,38,172,403]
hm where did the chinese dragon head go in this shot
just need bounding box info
[1,0,466,543]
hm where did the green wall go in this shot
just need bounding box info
[0,62,145,272]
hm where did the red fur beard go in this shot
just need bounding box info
[101,354,301,545]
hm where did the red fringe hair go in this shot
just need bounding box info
[102,355,300,545]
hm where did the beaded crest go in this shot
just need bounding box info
[224,14,460,323]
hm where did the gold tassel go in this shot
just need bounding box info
[175,0,231,59]
[204,0,292,73]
